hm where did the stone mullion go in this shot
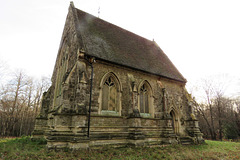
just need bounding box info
[108,86,110,110]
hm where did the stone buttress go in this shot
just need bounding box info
[32,2,204,149]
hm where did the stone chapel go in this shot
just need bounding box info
[32,2,204,149]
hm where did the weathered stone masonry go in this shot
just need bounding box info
[32,2,204,149]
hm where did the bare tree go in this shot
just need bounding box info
[201,79,217,140]
[192,75,239,140]
[0,70,51,137]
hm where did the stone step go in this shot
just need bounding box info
[89,132,129,140]
[179,137,194,145]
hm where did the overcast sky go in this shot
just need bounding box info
[1,0,240,98]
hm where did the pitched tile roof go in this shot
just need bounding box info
[74,6,186,83]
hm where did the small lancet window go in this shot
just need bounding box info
[140,84,149,113]
[102,76,118,111]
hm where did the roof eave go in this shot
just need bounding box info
[86,54,187,83]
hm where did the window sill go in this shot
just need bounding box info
[101,110,120,116]
[140,113,151,118]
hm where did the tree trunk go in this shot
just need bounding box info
[208,104,216,140]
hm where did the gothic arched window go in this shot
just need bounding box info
[139,83,149,113]
[138,81,154,118]
[100,73,122,115]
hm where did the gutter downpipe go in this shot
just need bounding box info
[87,58,94,138]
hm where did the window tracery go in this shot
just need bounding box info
[140,84,149,113]
[137,80,155,118]
[101,76,119,112]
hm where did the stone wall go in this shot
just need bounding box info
[32,55,203,149]
[90,60,189,135]
[32,4,204,149]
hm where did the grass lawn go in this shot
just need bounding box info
[0,137,240,160]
